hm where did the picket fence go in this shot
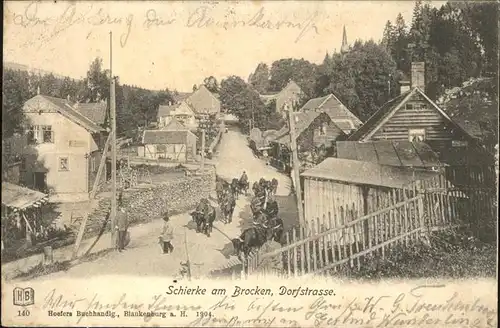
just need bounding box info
[241,167,497,278]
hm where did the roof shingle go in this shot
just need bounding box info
[142,130,193,144]
[38,95,105,132]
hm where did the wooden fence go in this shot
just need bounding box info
[241,169,497,278]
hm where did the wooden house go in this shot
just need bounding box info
[299,93,362,134]
[270,111,346,171]
[20,94,108,202]
[348,62,488,166]
[139,129,197,162]
[300,157,439,231]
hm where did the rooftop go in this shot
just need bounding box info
[301,157,439,189]
[336,141,441,168]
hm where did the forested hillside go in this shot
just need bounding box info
[2,58,175,139]
[238,1,498,126]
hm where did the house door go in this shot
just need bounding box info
[33,172,47,192]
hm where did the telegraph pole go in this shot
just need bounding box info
[200,128,205,170]
[110,31,118,249]
[287,103,305,228]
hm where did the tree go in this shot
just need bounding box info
[2,69,30,138]
[219,76,268,133]
[381,20,395,51]
[82,58,110,103]
[203,76,219,93]
[249,63,270,94]
[40,73,61,97]
[58,77,80,100]
[269,58,317,97]
[344,40,398,119]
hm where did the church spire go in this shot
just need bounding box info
[341,25,349,54]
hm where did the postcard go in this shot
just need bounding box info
[2,1,498,327]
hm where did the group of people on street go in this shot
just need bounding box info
[114,198,174,255]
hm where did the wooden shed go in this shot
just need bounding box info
[300,158,439,233]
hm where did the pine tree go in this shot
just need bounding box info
[381,20,395,51]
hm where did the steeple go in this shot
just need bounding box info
[341,25,349,54]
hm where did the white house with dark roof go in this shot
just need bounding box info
[19,94,108,202]
[157,101,197,129]
[139,129,197,162]
[299,93,362,134]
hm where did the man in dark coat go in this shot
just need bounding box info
[115,204,129,252]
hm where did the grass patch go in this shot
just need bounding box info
[12,248,117,281]
[335,230,497,280]
[14,261,72,281]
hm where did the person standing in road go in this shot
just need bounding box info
[159,214,174,254]
[115,204,129,252]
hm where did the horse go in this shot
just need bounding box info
[252,181,261,195]
[270,178,278,196]
[216,180,226,204]
[238,179,249,195]
[231,178,240,198]
[220,191,236,224]
[231,225,271,260]
[190,199,216,237]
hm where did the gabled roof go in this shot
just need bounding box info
[347,91,411,140]
[186,85,220,114]
[300,93,362,127]
[274,111,343,146]
[301,158,439,189]
[27,95,105,133]
[74,102,107,125]
[158,104,179,117]
[142,130,196,144]
[161,117,187,131]
[336,140,441,168]
[348,87,477,142]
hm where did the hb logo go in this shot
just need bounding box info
[13,287,35,306]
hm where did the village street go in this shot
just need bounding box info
[15,128,296,282]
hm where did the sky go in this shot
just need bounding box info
[4,1,445,92]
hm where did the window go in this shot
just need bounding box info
[156,144,167,152]
[27,125,53,144]
[42,126,53,143]
[27,126,38,144]
[406,104,413,110]
[58,157,69,171]
[408,128,426,142]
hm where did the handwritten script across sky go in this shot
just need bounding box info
[6,1,321,48]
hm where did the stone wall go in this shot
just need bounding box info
[83,168,215,238]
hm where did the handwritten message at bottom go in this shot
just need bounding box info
[3,277,497,327]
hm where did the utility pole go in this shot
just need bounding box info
[251,98,254,131]
[110,31,118,249]
[200,128,205,171]
[287,103,305,228]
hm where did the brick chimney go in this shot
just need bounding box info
[411,62,425,90]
